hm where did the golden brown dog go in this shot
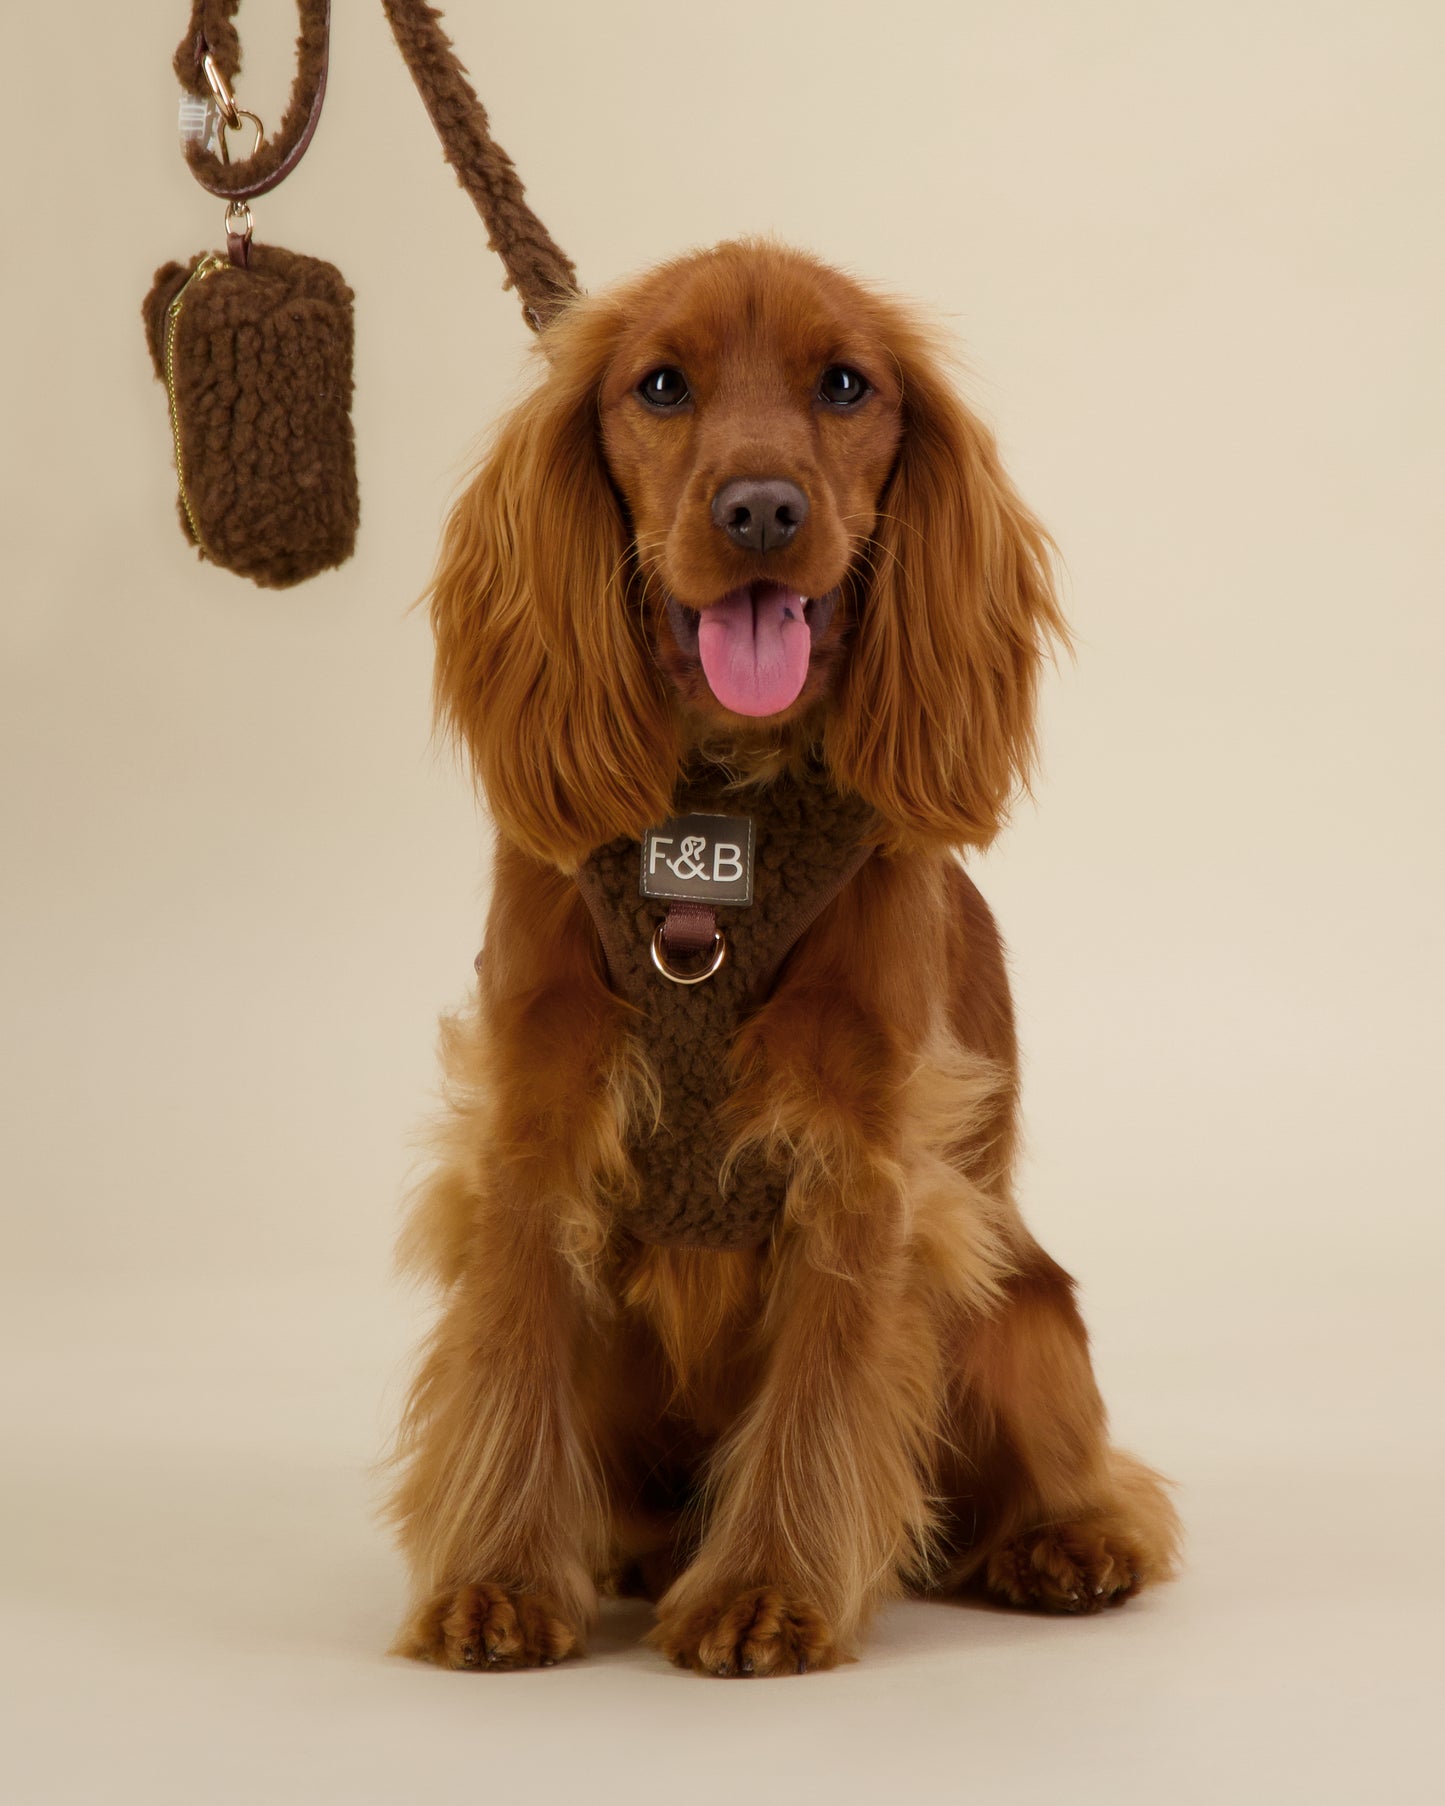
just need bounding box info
[388,240,1179,1676]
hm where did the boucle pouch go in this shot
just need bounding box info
[142,244,357,589]
[151,0,577,588]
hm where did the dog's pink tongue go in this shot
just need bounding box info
[696,585,811,717]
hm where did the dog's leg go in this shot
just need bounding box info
[937,1248,1181,1611]
[651,1205,936,1676]
[649,862,1002,1676]
[387,867,627,1670]
[387,1188,603,1669]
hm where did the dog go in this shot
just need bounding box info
[388,239,1180,1675]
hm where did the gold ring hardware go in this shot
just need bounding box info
[225,200,255,241]
[650,925,727,985]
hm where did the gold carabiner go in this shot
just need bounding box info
[203,53,265,165]
[202,52,241,128]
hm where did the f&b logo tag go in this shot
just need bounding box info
[640,812,754,907]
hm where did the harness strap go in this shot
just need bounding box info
[574,839,873,1013]
[568,766,879,1248]
[659,901,718,963]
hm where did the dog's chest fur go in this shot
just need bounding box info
[573,760,878,1248]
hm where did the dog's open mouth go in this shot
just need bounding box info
[666,582,837,718]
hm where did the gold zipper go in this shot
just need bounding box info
[163,254,226,549]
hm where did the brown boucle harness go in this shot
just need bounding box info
[573,762,879,1250]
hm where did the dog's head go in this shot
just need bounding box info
[431,240,1065,868]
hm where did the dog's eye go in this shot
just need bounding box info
[638,367,691,409]
[818,365,869,407]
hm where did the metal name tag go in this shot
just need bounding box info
[640,812,755,907]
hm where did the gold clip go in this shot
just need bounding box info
[202,53,241,128]
[202,53,265,164]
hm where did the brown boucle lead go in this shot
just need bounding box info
[150,2,577,585]
[174,0,332,205]
[380,0,579,329]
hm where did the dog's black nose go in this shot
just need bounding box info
[711,477,809,554]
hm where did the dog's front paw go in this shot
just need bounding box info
[653,1586,838,1676]
[985,1522,1145,1614]
[396,1582,582,1670]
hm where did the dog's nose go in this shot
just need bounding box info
[711,477,809,554]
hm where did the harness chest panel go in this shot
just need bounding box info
[573,762,878,1250]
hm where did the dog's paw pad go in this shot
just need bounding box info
[985,1523,1146,1614]
[654,1586,837,1676]
[398,1582,581,1670]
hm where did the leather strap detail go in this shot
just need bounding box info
[174,0,331,203]
[660,902,718,964]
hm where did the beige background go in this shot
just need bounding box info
[2,1,1442,1800]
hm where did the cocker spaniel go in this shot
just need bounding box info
[388,240,1179,1676]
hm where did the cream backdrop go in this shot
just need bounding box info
[2,2,1441,1801]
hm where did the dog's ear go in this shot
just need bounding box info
[826,323,1067,850]
[429,313,677,869]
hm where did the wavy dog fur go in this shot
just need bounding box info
[390,241,1179,1676]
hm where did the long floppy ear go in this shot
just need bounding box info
[429,311,678,870]
[826,322,1068,851]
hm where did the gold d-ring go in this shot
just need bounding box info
[650,925,727,985]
